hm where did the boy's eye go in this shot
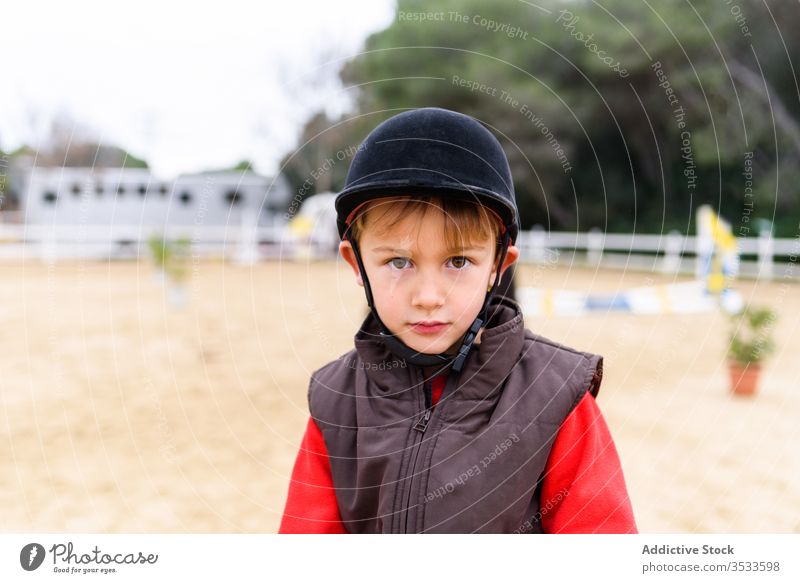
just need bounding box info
[448,256,472,269]
[385,256,472,270]
[389,257,411,270]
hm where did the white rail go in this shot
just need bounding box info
[0,220,797,280]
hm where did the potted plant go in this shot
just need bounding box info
[147,235,169,283]
[147,234,192,307]
[726,304,777,396]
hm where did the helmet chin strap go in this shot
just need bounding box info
[346,231,511,374]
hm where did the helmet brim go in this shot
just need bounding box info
[336,182,518,244]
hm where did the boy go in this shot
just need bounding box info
[279,108,637,533]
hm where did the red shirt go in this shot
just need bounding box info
[279,374,637,534]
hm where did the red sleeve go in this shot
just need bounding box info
[539,391,638,534]
[278,416,348,533]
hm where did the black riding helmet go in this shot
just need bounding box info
[336,107,520,374]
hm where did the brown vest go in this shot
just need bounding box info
[309,296,603,533]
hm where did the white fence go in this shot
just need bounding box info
[0,222,288,263]
[515,227,800,281]
[0,220,798,280]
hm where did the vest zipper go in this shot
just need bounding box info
[413,379,433,432]
[413,409,432,432]
[400,377,433,533]
[401,370,462,533]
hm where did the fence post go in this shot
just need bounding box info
[39,225,58,265]
[758,230,774,280]
[695,232,712,281]
[529,225,546,263]
[660,230,682,274]
[587,227,603,265]
[235,209,259,265]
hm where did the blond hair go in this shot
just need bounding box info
[348,195,503,258]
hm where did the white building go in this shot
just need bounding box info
[21,166,291,227]
[5,165,293,261]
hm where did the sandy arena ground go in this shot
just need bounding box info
[0,258,798,533]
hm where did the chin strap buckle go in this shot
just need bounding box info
[452,317,483,373]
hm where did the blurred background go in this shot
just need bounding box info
[1,0,798,533]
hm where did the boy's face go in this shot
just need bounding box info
[340,201,519,356]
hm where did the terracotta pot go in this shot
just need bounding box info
[727,361,761,396]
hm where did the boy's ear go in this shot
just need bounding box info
[339,240,364,287]
[490,244,520,284]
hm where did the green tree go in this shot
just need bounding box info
[285,0,800,234]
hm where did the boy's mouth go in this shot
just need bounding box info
[410,321,450,335]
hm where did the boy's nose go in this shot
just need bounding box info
[411,276,446,310]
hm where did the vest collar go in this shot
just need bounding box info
[353,295,526,399]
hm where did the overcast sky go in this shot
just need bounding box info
[0,0,395,177]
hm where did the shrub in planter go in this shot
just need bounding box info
[726,305,777,396]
